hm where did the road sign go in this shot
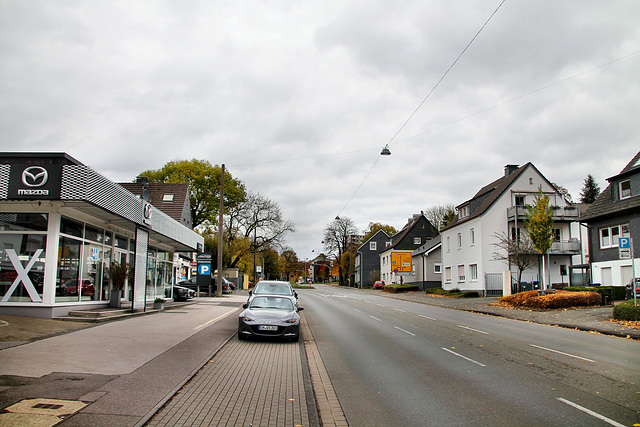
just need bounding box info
[198,264,211,275]
[619,237,631,249]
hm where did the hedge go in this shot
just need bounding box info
[382,284,420,293]
[499,290,602,309]
[563,286,626,301]
[613,300,640,321]
[424,288,479,298]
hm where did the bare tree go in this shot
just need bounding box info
[225,192,296,268]
[424,204,456,231]
[492,231,537,291]
[323,216,358,286]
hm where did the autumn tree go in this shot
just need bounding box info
[361,222,397,242]
[323,216,358,286]
[424,204,456,231]
[579,174,600,203]
[224,192,296,269]
[280,249,299,282]
[491,232,537,291]
[526,188,555,290]
[139,159,246,229]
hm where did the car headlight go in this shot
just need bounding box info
[284,318,297,324]
[240,315,254,322]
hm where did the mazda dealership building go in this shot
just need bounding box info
[0,152,204,318]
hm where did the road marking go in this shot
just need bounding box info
[0,320,9,327]
[457,325,489,335]
[530,344,596,363]
[419,314,437,321]
[369,316,382,322]
[557,398,626,427]
[376,304,385,307]
[441,347,486,367]
[195,308,239,330]
[394,326,416,336]
[393,308,406,313]
[353,309,362,313]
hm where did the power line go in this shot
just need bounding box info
[336,0,507,218]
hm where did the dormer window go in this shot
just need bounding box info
[458,205,469,219]
[162,194,175,202]
[619,180,631,199]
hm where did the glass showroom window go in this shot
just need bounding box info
[146,247,173,300]
[0,213,48,303]
[57,217,112,303]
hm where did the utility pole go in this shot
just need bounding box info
[216,164,225,297]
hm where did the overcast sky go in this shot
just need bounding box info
[1,1,638,259]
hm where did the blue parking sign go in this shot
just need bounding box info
[619,237,631,249]
[198,264,211,275]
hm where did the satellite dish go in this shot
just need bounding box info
[142,189,150,201]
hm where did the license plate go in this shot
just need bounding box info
[258,325,278,331]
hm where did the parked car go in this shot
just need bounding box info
[58,279,95,298]
[178,277,232,294]
[373,280,385,289]
[238,295,303,342]
[626,278,640,298]
[166,285,195,301]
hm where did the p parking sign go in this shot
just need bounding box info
[619,237,632,260]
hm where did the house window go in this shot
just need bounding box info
[511,227,522,241]
[457,233,462,248]
[619,180,631,199]
[434,263,442,274]
[599,224,630,248]
[458,265,465,282]
[553,229,561,242]
[515,195,526,206]
[458,205,469,219]
[162,194,174,202]
[445,267,451,283]
[470,264,478,281]
[414,237,421,245]
[470,228,475,246]
[370,241,377,251]
[446,236,450,252]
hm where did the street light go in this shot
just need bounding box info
[380,145,391,156]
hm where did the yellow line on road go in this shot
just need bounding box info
[195,308,239,330]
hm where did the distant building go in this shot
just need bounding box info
[354,229,390,288]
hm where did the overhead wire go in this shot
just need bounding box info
[335,0,507,218]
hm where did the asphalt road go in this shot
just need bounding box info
[300,285,640,427]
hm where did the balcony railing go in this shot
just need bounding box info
[548,239,581,255]
[507,205,580,221]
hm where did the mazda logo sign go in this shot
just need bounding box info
[22,166,49,188]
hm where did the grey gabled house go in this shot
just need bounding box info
[580,150,640,287]
[355,229,390,288]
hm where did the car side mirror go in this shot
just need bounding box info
[294,291,298,298]
[248,290,252,296]
[297,306,304,311]
[242,303,248,309]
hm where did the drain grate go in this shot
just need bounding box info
[32,403,64,410]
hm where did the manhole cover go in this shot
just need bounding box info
[5,398,86,416]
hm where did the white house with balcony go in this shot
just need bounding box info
[440,164,582,296]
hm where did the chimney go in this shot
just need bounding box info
[504,165,519,176]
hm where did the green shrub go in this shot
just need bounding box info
[382,284,419,293]
[425,288,450,296]
[613,300,640,321]
[563,286,626,301]
[461,291,480,298]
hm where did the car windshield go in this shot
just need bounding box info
[249,296,294,311]
[253,282,293,296]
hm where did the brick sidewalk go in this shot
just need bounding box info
[147,337,309,427]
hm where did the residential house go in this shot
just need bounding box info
[441,164,581,295]
[579,150,640,286]
[355,229,390,288]
[380,213,439,285]
[411,235,442,290]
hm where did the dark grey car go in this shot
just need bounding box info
[238,295,303,342]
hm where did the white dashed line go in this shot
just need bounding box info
[457,325,489,334]
[557,398,625,427]
[369,316,382,322]
[530,344,596,363]
[441,347,486,367]
[393,308,406,313]
[394,326,416,336]
[419,315,437,321]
